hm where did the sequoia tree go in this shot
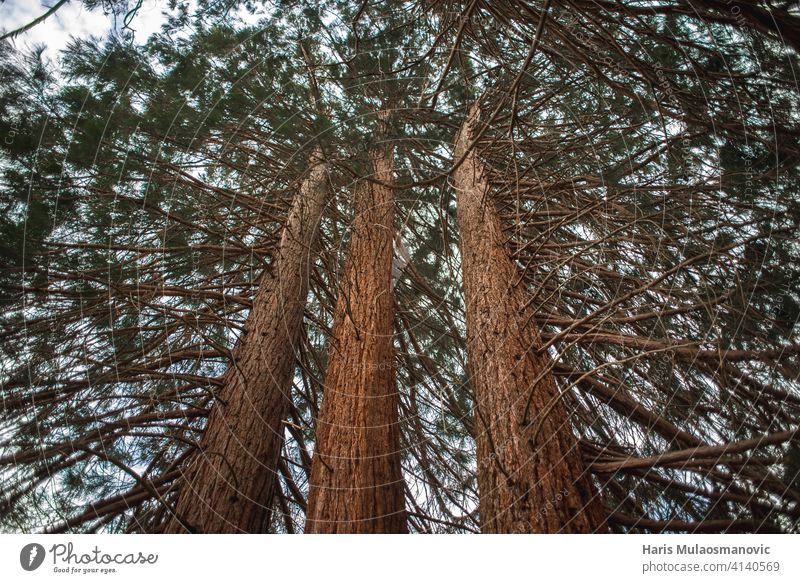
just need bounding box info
[165,148,328,533]
[305,114,408,533]
[2,0,799,535]
[454,104,607,532]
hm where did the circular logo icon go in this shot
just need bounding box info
[20,543,46,571]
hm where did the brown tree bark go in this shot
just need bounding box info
[454,105,607,533]
[164,148,328,533]
[304,124,407,533]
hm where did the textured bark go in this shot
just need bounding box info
[454,105,607,533]
[165,149,328,533]
[304,129,407,533]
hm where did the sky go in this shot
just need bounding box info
[0,0,170,59]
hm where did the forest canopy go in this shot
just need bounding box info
[1,0,799,534]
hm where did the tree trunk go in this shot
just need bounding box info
[304,127,407,533]
[165,148,328,533]
[454,105,607,533]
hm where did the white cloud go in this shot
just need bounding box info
[0,0,169,59]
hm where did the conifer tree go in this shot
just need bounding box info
[1,1,799,535]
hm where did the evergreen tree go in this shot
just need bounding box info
[1,0,798,534]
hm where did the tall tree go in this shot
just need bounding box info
[454,104,607,533]
[165,148,329,533]
[305,114,407,533]
[2,0,800,535]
